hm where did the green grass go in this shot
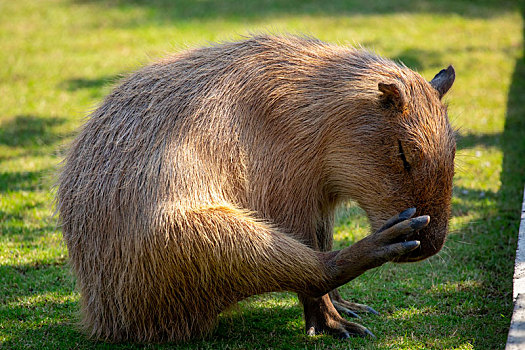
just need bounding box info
[1,0,523,348]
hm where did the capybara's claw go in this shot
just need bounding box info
[338,328,375,339]
[411,215,430,230]
[373,214,430,245]
[333,303,361,319]
[364,328,376,338]
[380,240,421,260]
[366,306,379,315]
[339,331,351,339]
[377,207,417,233]
[329,289,379,317]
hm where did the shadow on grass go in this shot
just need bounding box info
[451,186,498,217]
[0,168,54,193]
[72,0,520,23]
[429,11,525,344]
[0,263,72,303]
[392,48,446,71]
[0,264,76,349]
[60,75,122,92]
[0,222,58,243]
[0,284,305,349]
[0,115,67,148]
[499,25,525,216]
[201,295,305,347]
[492,13,525,342]
[0,295,83,349]
[456,132,502,150]
[0,320,84,350]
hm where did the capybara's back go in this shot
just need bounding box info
[57,35,455,342]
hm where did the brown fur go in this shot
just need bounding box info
[56,34,455,342]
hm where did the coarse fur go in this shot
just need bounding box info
[56,34,456,342]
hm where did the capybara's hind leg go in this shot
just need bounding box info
[178,205,333,301]
[299,294,373,338]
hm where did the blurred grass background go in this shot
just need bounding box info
[0,0,523,348]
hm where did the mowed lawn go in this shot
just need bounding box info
[0,0,523,349]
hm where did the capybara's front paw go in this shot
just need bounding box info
[327,208,430,287]
[353,208,430,264]
[364,208,430,265]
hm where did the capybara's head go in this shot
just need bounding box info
[326,63,456,262]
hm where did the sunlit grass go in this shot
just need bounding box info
[0,0,523,348]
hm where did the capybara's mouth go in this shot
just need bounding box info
[392,228,446,263]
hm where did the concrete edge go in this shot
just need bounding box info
[505,185,525,350]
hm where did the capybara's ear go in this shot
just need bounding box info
[430,65,455,98]
[378,82,406,111]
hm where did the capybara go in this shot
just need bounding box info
[56,34,456,342]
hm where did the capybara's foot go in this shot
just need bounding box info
[300,294,374,339]
[329,289,379,319]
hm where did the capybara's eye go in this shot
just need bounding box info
[397,140,411,171]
